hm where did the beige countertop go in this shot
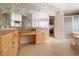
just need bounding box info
[0,27,48,36]
[0,28,16,36]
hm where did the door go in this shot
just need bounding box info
[12,31,19,56]
[64,17,73,38]
[1,42,13,56]
[43,29,49,43]
[49,16,55,37]
[36,29,43,44]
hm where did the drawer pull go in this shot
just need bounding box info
[14,34,17,36]
[12,42,15,44]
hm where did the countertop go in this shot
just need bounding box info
[0,29,16,36]
[19,28,35,32]
[0,27,48,36]
[0,28,35,36]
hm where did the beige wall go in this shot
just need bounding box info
[54,10,64,39]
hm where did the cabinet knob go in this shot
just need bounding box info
[14,34,17,36]
[12,42,15,44]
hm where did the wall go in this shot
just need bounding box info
[54,10,64,39]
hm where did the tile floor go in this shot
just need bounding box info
[18,37,79,56]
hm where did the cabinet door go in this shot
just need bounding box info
[43,30,49,43]
[12,31,19,56]
[0,33,13,50]
[12,41,18,56]
[36,30,43,44]
[1,42,13,56]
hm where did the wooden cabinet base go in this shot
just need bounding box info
[1,42,13,56]
[36,29,49,44]
[0,31,19,56]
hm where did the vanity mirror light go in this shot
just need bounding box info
[14,21,21,27]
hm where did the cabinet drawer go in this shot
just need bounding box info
[0,33,13,50]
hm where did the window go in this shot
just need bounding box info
[39,21,48,28]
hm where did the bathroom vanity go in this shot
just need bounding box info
[0,28,49,56]
[0,29,19,56]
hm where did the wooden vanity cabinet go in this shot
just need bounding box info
[36,29,43,44]
[36,29,49,44]
[12,31,19,56]
[0,33,13,51]
[1,42,13,56]
[43,29,49,43]
[0,31,19,56]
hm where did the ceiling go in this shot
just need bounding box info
[51,3,79,15]
[0,3,79,15]
[0,3,57,14]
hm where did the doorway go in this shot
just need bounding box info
[49,16,55,37]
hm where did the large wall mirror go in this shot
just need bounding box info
[0,13,11,28]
